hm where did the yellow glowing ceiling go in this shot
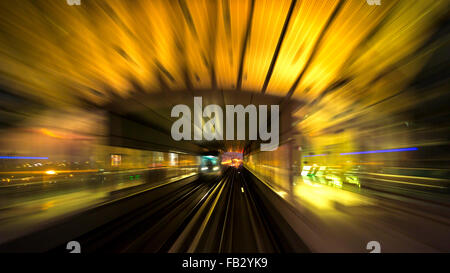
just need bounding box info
[0,0,447,135]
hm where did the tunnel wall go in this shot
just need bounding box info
[245,111,450,198]
[244,142,293,194]
[108,112,203,154]
[0,107,201,184]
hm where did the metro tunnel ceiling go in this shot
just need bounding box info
[0,0,448,153]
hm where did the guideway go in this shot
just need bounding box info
[38,167,310,253]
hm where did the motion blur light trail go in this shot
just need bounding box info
[339,147,419,155]
[0,156,49,160]
[303,154,328,158]
[0,0,449,253]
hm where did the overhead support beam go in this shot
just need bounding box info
[208,0,219,90]
[285,0,346,100]
[178,0,199,40]
[261,0,298,94]
[236,0,256,91]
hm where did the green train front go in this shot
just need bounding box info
[199,156,221,175]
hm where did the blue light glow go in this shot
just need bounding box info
[340,147,418,156]
[0,156,49,160]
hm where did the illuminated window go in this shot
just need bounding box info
[111,154,121,167]
[169,153,178,166]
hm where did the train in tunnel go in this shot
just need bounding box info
[0,0,448,263]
